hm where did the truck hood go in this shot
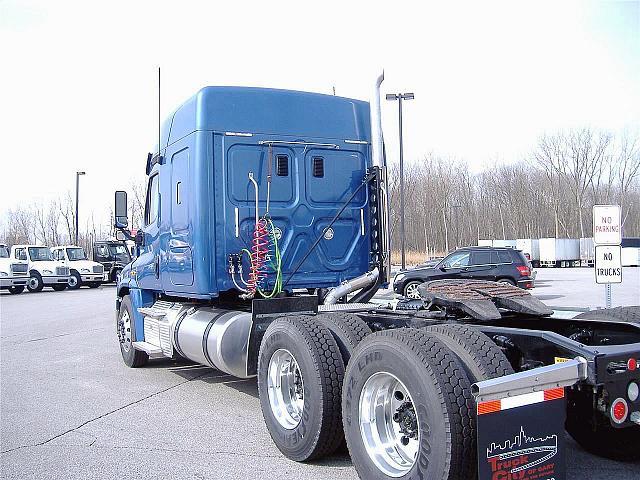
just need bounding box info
[30,261,63,274]
[0,258,26,274]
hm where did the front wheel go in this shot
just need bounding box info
[403,280,423,299]
[8,286,25,294]
[257,315,345,461]
[343,328,475,480]
[117,295,148,368]
[68,271,82,290]
[27,273,44,293]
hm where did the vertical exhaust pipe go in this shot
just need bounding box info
[370,71,391,284]
[371,71,385,168]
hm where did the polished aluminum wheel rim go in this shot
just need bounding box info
[68,275,78,287]
[28,277,39,289]
[267,349,304,430]
[118,310,132,352]
[359,372,419,477]
[405,283,421,299]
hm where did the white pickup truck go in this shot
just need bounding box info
[11,245,71,292]
[51,245,106,289]
[0,244,29,294]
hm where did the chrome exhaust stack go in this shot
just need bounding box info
[370,71,391,284]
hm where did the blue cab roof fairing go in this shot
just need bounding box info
[161,87,372,148]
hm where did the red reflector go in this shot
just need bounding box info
[477,400,501,415]
[628,358,637,371]
[611,398,628,423]
[544,388,565,401]
[516,265,530,277]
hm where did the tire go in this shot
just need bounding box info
[403,280,423,299]
[257,315,344,461]
[566,396,640,461]
[68,271,82,290]
[497,278,516,286]
[574,306,640,324]
[52,284,67,291]
[117,295,148,368]
[424,324,515,382]
[317,312,372,365]
[88,282,100,288]
[110,268,121,283]
[27,272,44,293]
[343,328,475,480]
[8,286,24,294]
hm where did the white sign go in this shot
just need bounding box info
[595,245,622,284]
[593,205,621,245]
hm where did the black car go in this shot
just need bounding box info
[393,246,534,299]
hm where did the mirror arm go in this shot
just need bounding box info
[115,226,136,242]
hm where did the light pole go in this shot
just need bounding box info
[75,171,85,245]
[386,92,414,270]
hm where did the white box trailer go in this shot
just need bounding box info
[516,238,540,266]
[539,238,580,267]
[580,237,595,266]
[493,239,517,248]
[622,247,640,267]
[478,239,493,247]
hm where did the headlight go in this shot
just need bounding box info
[80,268,90,273]
[43,269,53,274]
[394,273,406,283]
[0,271,8,277]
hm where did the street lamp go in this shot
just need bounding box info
[386,92,414,270]
[75,171,85,245]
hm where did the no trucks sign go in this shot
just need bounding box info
[593,205,621,245]
[595,245,622,284]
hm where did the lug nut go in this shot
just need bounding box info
[400,436,409,446]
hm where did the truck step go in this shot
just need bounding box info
[131,341,165,358]
[138,300,175,318]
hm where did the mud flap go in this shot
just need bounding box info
[476,389,566,480]
[472,358,588,480]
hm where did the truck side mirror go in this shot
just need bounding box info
[114,191,128,228]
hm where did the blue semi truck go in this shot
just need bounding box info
[113,75,639,479]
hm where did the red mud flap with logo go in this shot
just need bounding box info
[472,358,588,480]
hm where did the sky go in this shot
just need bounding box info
[1,0,638,233]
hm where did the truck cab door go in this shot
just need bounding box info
[136,172,162,291]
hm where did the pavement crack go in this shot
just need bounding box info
[0,371,210,455]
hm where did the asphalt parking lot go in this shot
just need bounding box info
[1,270,639,480]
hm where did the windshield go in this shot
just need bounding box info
[66,247,87,260]
[109,244,131,261]
[0,247,8,258]
[28,247,54,261]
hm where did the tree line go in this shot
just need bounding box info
[387,128,640,258]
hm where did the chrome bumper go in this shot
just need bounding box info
[80,274,105,282]
[0,276,29,287]
[42,275,70,285]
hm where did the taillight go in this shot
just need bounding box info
[628,358,637,371]
[516,265,530,277]
[611,398,628,424]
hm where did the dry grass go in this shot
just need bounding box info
[391,250,446,267]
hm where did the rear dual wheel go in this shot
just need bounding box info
[343,328,476,480]
[257,315,345,461]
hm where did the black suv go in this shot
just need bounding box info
[393,246,534,299]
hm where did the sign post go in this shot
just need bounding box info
[593,205,622,309]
